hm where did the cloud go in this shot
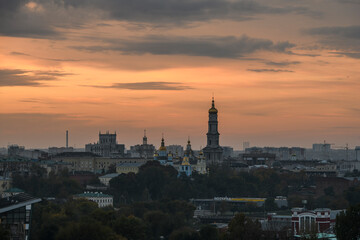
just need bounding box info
[264,61,301,66]
[0,69,72,87]
[0,0,320,38]
[251,79,358,89]
[73,35,295,59]
[305,26,360,39]
[10,51,80,62]
[89,81,192,90]
[305,25,360,53]
[247,69,294,73]
[60,0,319,24]
[0,1,59,38]
[330,51,360,59]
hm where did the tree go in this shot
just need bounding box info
[112,215,147,240]
[55,221,123,240]
[0,224,10,240]
[227,213,262,240]
[169,227,200,240]
[335,204,360,240]
[199,225,219,240]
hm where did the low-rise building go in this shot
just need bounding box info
[73,192,113,208]
[52,152,148,173]
[99,173,120,186]
[2,188,24,198]
[291,207,344,236]
[116,162,144,174]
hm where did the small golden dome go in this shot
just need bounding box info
[208,97,218,113]
[181,156,190,166]
[209,107,218,113]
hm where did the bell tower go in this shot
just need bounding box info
[203,97,223,164]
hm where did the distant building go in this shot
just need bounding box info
[178,156,192,177]
[98,173,119,186]
[167,145,184,157]
[73,192,113,208]
[129,130,155,158]
[52,152,148,173]
[8,145,47,160]
[48,147,74,155]
[356,146,360,161]
[116,162,145,174]
[2,188,24,198]
[222,146,234,158]
[242,152,276,166]
[0,193,41,240]
[154,137,173,165]
[174,140,207,175]
[243,141,250,151]
[203,98,223,164]
[291,207,343,236]
[245,147,306,161]
[85,131,125,157]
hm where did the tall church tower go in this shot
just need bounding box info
[203,98,223,164]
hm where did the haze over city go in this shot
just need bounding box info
[1,0,360,149]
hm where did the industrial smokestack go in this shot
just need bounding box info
[66,130,68,148]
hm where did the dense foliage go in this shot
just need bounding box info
[12,166,83,198]
[335,203,360,240]
[31,199,199,240]
[109,161,308,205]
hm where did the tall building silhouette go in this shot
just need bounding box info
[203,98,223,164]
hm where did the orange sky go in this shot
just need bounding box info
[0,0,360,149]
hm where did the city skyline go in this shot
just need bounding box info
[1,0,360,149]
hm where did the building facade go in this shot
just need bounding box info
[203,98,223,164]
[85,131,125,157]
[154,137,173,165]
[129,130,155,158]
[73,192,113,208]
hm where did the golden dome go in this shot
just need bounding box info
[159,137,166,151]
[208,98,218,113]
[181,156,190,166]
[209,107,218,113]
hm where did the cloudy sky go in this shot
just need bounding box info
[0,0,359,149]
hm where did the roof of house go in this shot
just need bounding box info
[0,193,41,213]
[3,188,24,193]
[99,173,119,179]
[74,192,113,198]
[116,162,144,167]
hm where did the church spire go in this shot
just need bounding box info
[143,129,147,145]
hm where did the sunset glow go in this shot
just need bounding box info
[1,0,359,149]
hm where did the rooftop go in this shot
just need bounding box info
[0,193,41,213]
[99,173,120,179]
[3,188,24,193]
[74,192,113,198]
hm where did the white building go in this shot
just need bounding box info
[73,192,113,208]
[98,173,119,186]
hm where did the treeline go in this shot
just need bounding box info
[31,199,198,240]
[12,165,83,198]
[109,161,307,206]
[30,199,286,240]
